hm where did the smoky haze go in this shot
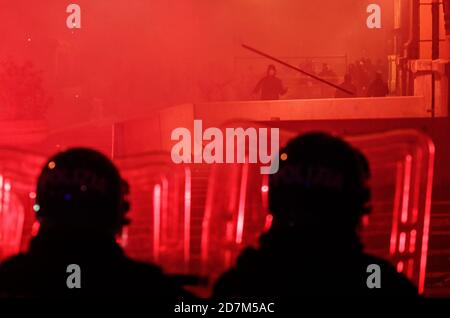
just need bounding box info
[0,0,394,128]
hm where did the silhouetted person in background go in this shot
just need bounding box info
[0,148,191,304]
[214,133,418,306]
[368,72,389,97]
[318,63,336,80]
[254,64,287,100]
[335,74,357,98]
[318,63,338,98]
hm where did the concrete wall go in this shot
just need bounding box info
[114,96,430,156]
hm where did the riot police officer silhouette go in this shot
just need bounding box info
[213,133,418,304]
[0,148,191,304]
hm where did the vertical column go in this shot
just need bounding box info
[409,0,449,116]
[419,0,434,59]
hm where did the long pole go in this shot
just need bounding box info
[242,44,355,96]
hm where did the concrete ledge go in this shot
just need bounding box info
[194,96,430,126]
[114,96,431,155]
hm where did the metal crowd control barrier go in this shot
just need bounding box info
[115,153,192,274]
[0,129,435,296]
[0,148,45,261]
[201,123,434,294]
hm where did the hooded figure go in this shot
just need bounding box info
[253,64,287,100]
